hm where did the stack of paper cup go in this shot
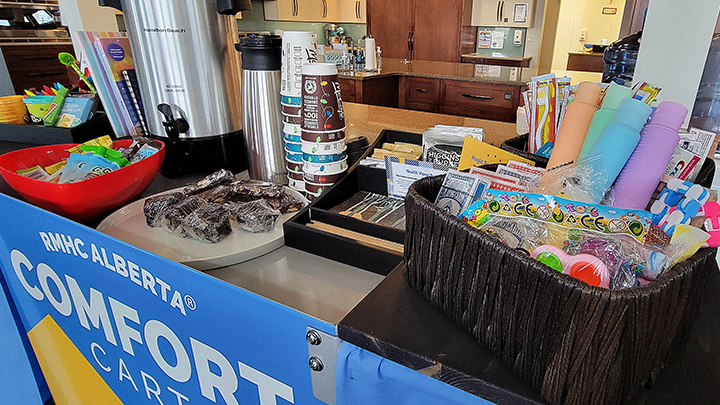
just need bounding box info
[281,31,318,194]
[284,120,305,190]
[301,63,348,201]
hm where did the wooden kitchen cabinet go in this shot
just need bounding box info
[366,0,413,60]
[404,77,440,105]
[2,44,77,95]
[319,0,338,21]
[338,0,366,23]
[399,76,520,122]
[263,0,295,20]
[471,0,536,28]
[338,77,399,108]
[367,0,476,63]
[441,79,519,121]
[264,0,338,21]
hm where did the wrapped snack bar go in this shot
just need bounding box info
[183,169,236,195]
[161,195,205,236]
[198,184,246,204]
[225,199,281,233]
[231,180,285,199]
[181,203,232,243]
[143,192,184,227]
[264,193,304,213]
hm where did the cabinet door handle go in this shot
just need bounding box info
[20,56,59,61]
[410,31,414,52]
[294,0,298,16]
[356,1,360,19]
[496,1,500,22]
[323,0,327,17]
[415,88,430,93]
[408,32,412,51]
[26,72,65,77]
[462,93,494,100]
[500,1,504,22]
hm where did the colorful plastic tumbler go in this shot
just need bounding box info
[578,84,634,160]
[545,82,602,171]
[584,98,653,203]
[612,101,688,209]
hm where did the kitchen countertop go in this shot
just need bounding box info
[567,52,604,56]
[461,53,533,62]
[339,58,534,85]
[343,102,518,145]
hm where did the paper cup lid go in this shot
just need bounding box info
[302,63,338,76]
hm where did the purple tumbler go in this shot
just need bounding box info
[612,101,687,209]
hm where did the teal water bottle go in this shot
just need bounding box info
[578,84,634,160]
[584,98,653,203]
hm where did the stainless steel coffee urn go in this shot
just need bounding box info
[99,0,252,176]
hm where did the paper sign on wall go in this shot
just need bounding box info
[514,4,528,23]
[491,31,504,49]
[478,31,492,49]
[488,66,502,77]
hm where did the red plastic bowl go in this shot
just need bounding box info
[0,139,164,222]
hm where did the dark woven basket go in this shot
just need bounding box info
[500,133,549,168]
[404,175,717,405]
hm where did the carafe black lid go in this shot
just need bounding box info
[238,34,282,48]
[236,34,282,71]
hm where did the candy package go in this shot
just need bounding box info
[67,135,113,155]
[121,136,161,162]
[58,154,94,184]
[80,144,129,167]
[60,155,120,184]
[17,166,50,181]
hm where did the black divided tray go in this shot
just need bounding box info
[0,112,114,145]
[283,129,422,276]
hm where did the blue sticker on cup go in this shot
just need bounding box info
[285,149,303,162]
[302,151,347,163]
[107,43,125,62]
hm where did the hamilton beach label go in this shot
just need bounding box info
[144,28,187,34]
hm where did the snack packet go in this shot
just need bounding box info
[16,166,50,181]
[60,154,120,184]
[67,135,113,154]
[58,153,93,183]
